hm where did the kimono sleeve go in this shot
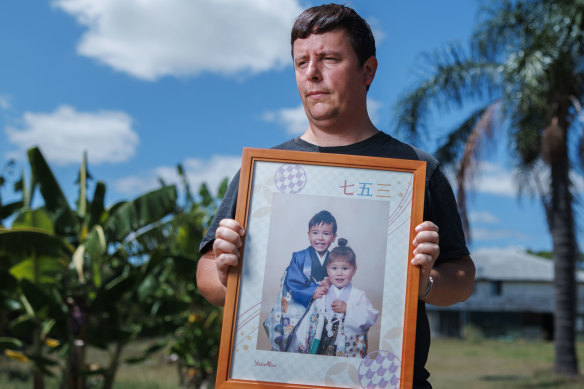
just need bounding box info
[283,251,318,308]
[344,291,379,334]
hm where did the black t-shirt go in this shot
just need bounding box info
[199,131,469,388]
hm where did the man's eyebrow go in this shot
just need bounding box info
[294,50,343,61]
[320,50,342,57]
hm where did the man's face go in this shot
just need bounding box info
[292,28,375,127]
[307,222,336,255]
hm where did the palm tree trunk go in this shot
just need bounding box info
[549,153,579,375]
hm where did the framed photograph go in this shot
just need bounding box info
[217,148,426,389]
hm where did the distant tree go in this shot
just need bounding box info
[395,0,584,375]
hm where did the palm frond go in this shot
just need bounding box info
[394,44,501,145]
[454,102,501,241]
[435,102,498,165]
[472,0,530,60]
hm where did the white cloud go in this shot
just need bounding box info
[53,0,303,80]
[0,94,12,110]
[263,98,384,135]
[366,17,386,44]
[471,227,529,241]
[6,105,138,165]
[469,211,499,224]
[472,162,517,196]
[262,104,306,135]
[114,155,241,196]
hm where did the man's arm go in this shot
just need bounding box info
[196,250,228,306]
[422,255,475,307]
[411,221,476,307]
[196,218,244,306]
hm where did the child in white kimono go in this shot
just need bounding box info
[291,238,378,357]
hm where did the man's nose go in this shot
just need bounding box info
[306,59,322,81]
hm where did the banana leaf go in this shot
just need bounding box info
[103,185,178,242]
[0,229,74,260]
[27,147,78,235]
[12,208,54,234]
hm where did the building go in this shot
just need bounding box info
[426,247,584,339]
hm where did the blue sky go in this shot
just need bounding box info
[0,0,577,252]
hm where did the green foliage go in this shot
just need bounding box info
[0,147,228,388]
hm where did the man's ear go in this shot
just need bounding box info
[363,56,378,87]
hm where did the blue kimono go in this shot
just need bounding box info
[283,246,329,308]
[263,246,329,351]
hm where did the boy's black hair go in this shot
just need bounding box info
[308,210,337,234]
[328,238,356,267]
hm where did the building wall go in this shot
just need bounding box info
[430,281,584,313]
[427,279,584,338]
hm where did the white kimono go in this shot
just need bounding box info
[290,283,378,357]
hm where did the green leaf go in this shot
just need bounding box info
[103,185,178,242]
[137,274,156,302]
[9,314,37,336]
[0,200,23,220]
[13,209,54,234]
[9,256,65,284]
[20,278,53,314]
[27,147,78,235]
[0,228,74,260]
[217,178,228,199]
[0,337,23,350]
[84,225,107,258]
[199,183,213,207]
[88,181,106,229]
[92,272,139,309]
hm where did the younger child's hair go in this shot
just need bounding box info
[308,210,337,233]
[328,238,356,267]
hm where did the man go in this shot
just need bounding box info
[196,4,475,388]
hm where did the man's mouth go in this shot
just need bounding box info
[306,90,329,98]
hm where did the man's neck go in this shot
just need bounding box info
[300,118,379,147]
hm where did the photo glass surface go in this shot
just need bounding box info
[221,152,422,389]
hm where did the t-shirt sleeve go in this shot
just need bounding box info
[198,170,241,254]
[424,164,470,264]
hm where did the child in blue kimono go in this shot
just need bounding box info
[263,210,337,351]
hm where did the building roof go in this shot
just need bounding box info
[472,247,584,282]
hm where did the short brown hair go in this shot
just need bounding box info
[291,3,376,67]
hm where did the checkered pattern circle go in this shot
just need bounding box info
[358,350,400,388]
[274,164,307,194]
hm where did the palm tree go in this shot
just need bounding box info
[394,0,584,375]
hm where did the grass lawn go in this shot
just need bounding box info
[427,338,584,388]
[3,338,584,388]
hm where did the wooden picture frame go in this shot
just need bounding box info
[216,148,426,389]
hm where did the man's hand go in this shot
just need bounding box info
[331,299,347,313]
[411,221,440,298]
[213,218,245,287]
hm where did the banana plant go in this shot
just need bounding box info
[0,147,182,389]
